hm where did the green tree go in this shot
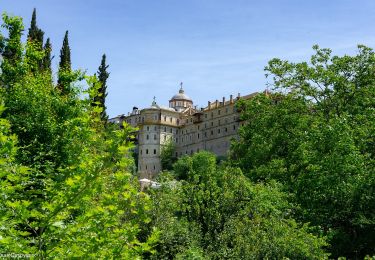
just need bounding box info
[42,37,52,72]
[57,30,72,94]
[27,8,44,48]
[0,13,157,258]
[148,152,327,259]
[231,45,375,258]
[0,14,24,86]
[160,138,177,171]
[92,54,109,122]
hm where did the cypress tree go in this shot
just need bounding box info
[93,54,109,122]
[57,31,71,93]
[58,31,71,71]
[27,8,44,48]
[42,37,52,72]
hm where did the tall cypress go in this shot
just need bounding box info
[94,54,109,122]
[57,31,71,93]
[58,31,71,71]
[42,37,52,72]
[27,8,44,48]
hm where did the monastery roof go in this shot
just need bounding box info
[170,85,192,102]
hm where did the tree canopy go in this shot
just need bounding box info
[0,13,157,258]
[231,45,375,258]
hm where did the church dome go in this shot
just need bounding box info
[171,85,192,101]
[169,83,193,111]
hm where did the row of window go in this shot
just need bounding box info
[145,134,169,141]
[140,148,158,155]
[145,126,177,134]
[177,125,237,144]
[139,164,157,171]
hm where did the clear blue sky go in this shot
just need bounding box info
[1,0,375,117]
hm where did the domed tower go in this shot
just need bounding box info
[169,83,193,112]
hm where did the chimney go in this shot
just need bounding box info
[237,93,241,100]
[215,99,218,108]
[222,97,225,105]
[230,94,233,103]
[208,101,211,110]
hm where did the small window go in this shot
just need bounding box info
[141,150,143,155]
[154,134,157,140]
[233,125,236,130]
[218,110,221,115]
[147,126,149,131]
[146,149,149,154]
[225,127,228,132]
[211,122,214,127]
[211,112,213,118]
[164,116,167,121]
[170,128,172,133]
[170,117,172,122]
[218,129,221,134]
[175,152,178,157]
[198,133,200,139]
[154,149,156,154]
[211,130,213,135]
[146,165,148,170]
[146,135,149,140]
[154,165,156,170]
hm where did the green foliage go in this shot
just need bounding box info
[0,13,157,258]
[92,54,109,122]
[231,45,375,258]
[0,13,24,86]
[57,30,72,94]
[42,37,52,73]
[160,138,177,171]
[149,152,327,259]
[27,8,44,49]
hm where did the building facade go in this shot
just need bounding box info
[109,85,257,178]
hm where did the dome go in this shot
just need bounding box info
[170,85,192,101]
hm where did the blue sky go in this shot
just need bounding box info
[1,0,375,117]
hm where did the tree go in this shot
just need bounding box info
[148,152,328,259]
[57,30,72,94]
[27,8,44,48]
[231,45,375,258]
[0,13,157,258]
[0,14,24,86]
[160,138,177,171]
[92,54,109,122]
[42,37,52,72]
